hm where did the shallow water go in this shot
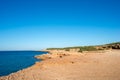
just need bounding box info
[0,51,47,76]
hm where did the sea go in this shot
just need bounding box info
[0,51,47,76]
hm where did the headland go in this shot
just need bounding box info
[0,42,120,80]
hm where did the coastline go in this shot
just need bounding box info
[0,51,47,77]
[0,50,120,80]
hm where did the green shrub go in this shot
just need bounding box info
[78,46,97,51]
[65,49,70,51]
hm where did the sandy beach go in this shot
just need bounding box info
[0,50,120,80]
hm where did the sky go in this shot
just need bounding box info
[0,0,120,50]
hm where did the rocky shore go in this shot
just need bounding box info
[0,49,120,80]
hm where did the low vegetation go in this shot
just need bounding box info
[47,42,120,52]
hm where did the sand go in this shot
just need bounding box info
[0,50,120,80]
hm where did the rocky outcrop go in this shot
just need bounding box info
[99,43,120,50]
[35,50,71,60]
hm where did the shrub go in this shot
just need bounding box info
[65,49,70,51]
[78,46,97,51]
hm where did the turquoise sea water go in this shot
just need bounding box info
[0,51,47,76]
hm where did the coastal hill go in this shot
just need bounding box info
[47,42,120,52]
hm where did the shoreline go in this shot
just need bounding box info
[0,50,120,80]
[0,51,47,77]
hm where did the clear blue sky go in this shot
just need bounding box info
[0,0,120,50]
